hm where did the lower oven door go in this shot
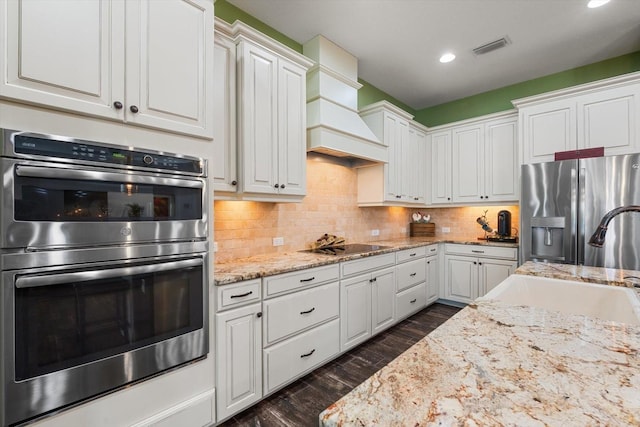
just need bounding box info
[1,253,208,426]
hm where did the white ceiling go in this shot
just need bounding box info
[227,0,640,110]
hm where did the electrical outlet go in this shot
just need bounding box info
[371,229,380,236]
[272,237,284,246]
[442,227,451,233]
[213,241,218,252]
[400,227,407,234]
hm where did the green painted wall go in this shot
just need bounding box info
[216,1,640,128]
[215,0,302,53]
[415,51,640,127]
[358,79,416,115]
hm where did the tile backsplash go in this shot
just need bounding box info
[214,154,519,262]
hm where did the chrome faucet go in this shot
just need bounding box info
[588,205,640,247]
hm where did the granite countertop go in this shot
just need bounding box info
[213,237,518,285]
[319,261,640,426]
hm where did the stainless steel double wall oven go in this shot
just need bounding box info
[0,129,209,426]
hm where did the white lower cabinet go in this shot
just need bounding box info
[263,319,340,394]
[443,244,518,304]
[215,284,263,422]
[426,252,439,304]
[340,253,396,351]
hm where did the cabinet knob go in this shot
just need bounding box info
[396,195,401,199]
[480,196,484,199]
[113,101,123,110]
[478,262,483,265]
[231,180,237,186]
[274,184,280,189]
[130,105,139,113]
[414,197,419,201]
[447,197,451,201]
[256,312,262,318]
[280,184,285,189]
[473,261,477,265]
[485,196,489,199]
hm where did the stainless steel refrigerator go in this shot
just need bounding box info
[520,153,640,270]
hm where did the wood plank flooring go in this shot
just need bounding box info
[219,303,461,427]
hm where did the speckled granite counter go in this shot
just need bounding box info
[214,237,518,285]
[319,261,640,426]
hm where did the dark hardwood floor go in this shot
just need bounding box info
[219,303,461,427]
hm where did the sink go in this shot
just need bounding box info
[479,274,640,325]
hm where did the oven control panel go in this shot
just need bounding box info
[10,132,204,174]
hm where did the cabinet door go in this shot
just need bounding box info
[382,112,406,201]
[238,41,279,194]
[213,33,238,194]
[484,117,518,202]
[215,303,263,421]
[429,130,452,204]
[340,274,372,351]
[478,259,516,296]
[409,126,427,204]
[452,124,484,203]
[520,99,576,164]
[0,0,122,118]
[426,254,439,304]
[445,255,477,303]
[371,267,396,335]
[277,59,307,196]
[577,84,640,156]
[125,0,213,138]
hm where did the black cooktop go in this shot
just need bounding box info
[301,243,390,256]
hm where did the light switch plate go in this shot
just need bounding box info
[371,229,380,236]
[273,237,284,246]
[442,227,451,233]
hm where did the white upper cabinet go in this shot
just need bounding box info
[235,24,312,202]
[428,111,518,205]
[357,101,427,206]
[209,19,238,194]
[514,72,640,164]
[0,0,214,139]
[213,20,238,194]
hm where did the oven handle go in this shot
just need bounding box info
[15,165,204,189]
[15,258,203,289]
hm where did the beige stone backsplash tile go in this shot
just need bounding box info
[214,156,519,262]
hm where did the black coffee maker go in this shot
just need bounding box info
[497,210,511,237]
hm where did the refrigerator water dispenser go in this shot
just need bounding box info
[530,217,565,260]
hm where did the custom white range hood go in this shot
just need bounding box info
[303,36,387,166]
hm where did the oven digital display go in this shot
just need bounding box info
[13,134,203,174]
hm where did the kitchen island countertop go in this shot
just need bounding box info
[319,261,640,426]
[214,237,518,285]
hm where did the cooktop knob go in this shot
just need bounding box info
[143,154,154,165]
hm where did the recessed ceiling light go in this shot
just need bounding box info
[439,53,456,63]
[587,0,610,8]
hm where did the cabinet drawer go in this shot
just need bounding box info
[396,282,427,321]
[263,281,339,346]
[264,264,339,298]
[216,279,262,311]
[396,258,426,292]
[341,253,395,278]
[396,246,426,263]
[263,318,340,394]
[444,244,517,260]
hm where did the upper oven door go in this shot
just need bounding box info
[1,158,207,249]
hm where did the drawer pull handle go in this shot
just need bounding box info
[300,349,315,358]
[230,290,253,299]
[430,248,436,252]
[409,253,417,257]
[410,298,417,304]
[410,273,417,277]
[471,250,485,254]
[300,277,315,283]
[300,307,315,315]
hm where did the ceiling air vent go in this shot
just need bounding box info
[472,36,510,55]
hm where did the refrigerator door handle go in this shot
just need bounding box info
[576,166,586,265]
